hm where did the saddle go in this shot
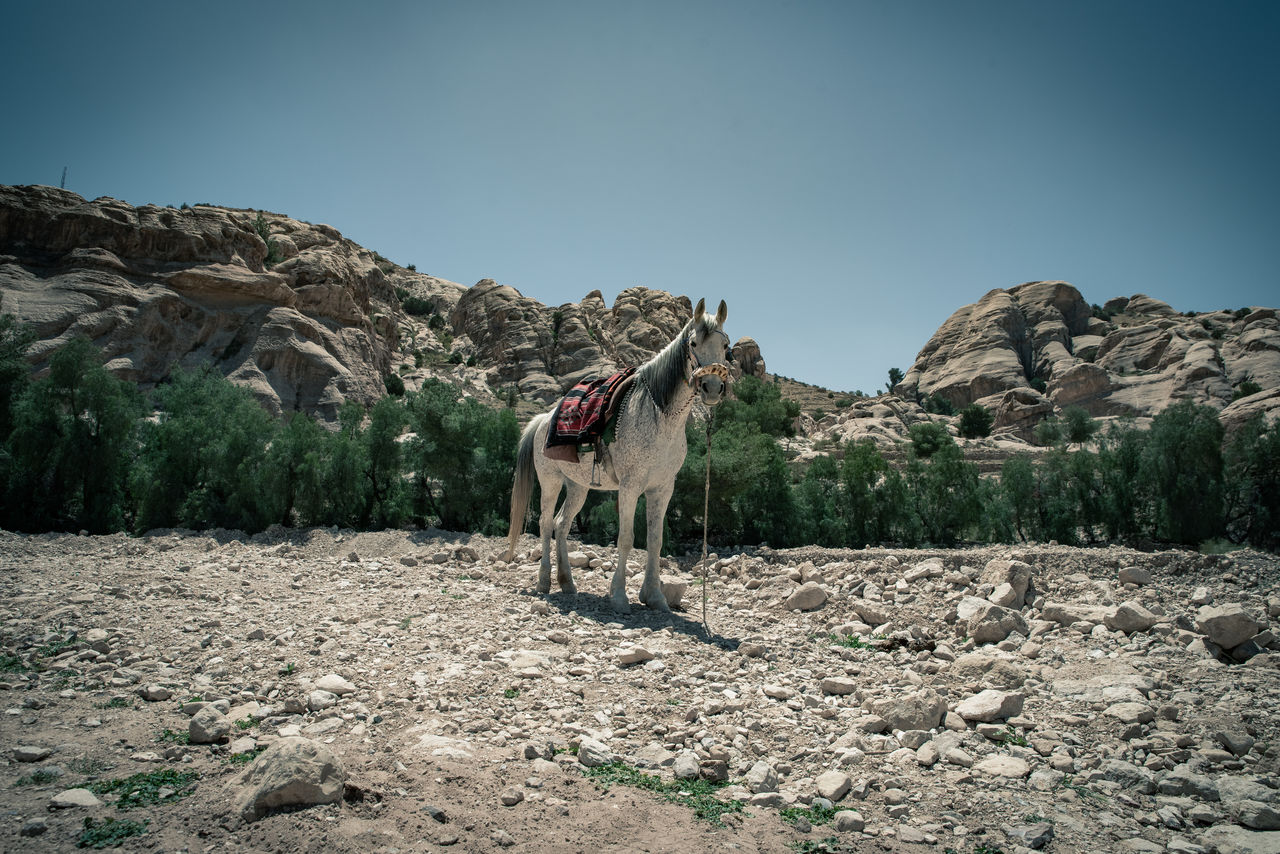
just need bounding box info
[544,368,637,464]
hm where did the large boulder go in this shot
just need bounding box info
[230,737,346,822]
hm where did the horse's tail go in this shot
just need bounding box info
[502,412,545,562]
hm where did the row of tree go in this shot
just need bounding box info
[0,318,517,536]
[1,318,1276,552]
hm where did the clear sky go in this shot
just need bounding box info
[3,1,1277,394]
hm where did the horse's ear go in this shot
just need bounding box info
[716,300,728,326]
[693,297,705,320]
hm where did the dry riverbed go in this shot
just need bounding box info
[1,528,1278,854]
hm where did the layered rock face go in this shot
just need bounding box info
[897,281,1280,429]
[0,185,755,417]
[0,185,407,420]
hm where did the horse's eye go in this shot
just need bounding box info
[725,347,735,363]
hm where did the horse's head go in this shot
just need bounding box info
[688,298,732,406]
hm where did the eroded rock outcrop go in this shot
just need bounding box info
[897,281,1279,428]
[0,185,407,420]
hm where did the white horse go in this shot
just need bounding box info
[502,298,732,613]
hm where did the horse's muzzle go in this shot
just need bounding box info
[694,363,730,406]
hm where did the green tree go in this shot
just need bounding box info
[361,396,409,528]
[132,365,275,532]
[1000,454,1037,542]
[908,421,951,458]
[264,412,329,526]
[886,367,904,393]
[405,380,519,533]
[907,432,982,545]
[3,338,142,532]
[795,454,844,546]
[0,314,36,440]
[1223,415,1280,550]
[1033,416,1063,447]
[1062,406,1099,447]
[1096,421,1148,541]
[958,403,994,439]
[1140,401,1224,545]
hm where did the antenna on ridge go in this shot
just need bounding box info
[60,167,67,189]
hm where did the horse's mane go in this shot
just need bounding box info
[635,312,719,413]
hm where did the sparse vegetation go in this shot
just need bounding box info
[77,816,149,849]
[15,768,61,786]
[582,761,746,826]
[87,768,199,809]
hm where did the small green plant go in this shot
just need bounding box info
[790,837,856,854]
[253,213,281,266]
[67,757,110,775]
[94,697,132,710]
[234,715,259,731]
[583,761,746,826]
[780,801,838,827]
[228,746,267,765]
[36,636,77,658]
[973,845,1007,854]
[0,652,28,672]
[77,816,149,848]
[503,688,520,699]
[88,768,199,810]
[1001,725,1028,747]
[156,728,189,745]
[666,698,681,706]
[1060,776,1102,801]
[278,662,296,676]
[15,768,61,786]
[398,616,412,630]
[1023,812,1048,824]
[817,632,872,650]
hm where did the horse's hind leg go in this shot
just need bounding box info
[553,482,590,594]
[536,473,563,595]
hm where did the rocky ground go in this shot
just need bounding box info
[1,528,1278,854]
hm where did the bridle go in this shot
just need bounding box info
[688,329,732,389]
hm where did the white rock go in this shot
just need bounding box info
[189,706,232,744]
[974,755,1030,778]
[744,760,778,794]
[49,788,101,809]
[315,674,357,696]
[954,689,1025,722]
[815,770,851,801]
[576,737,612,768]
[1198,604,1260,649]
[784,581,827,611]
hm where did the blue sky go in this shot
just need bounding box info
[3,1,1277,394]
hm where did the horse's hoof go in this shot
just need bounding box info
[536,582,551,595]
[559,583,577,595]
[610,597,631,614]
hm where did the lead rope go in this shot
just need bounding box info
[700,408,713,634]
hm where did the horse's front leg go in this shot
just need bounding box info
[611,485,642,613]
[639,485,673,613]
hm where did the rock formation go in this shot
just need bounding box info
[0,185,753,418]
[897,281,1279,431]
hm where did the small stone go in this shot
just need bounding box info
[659,575,688,608]
[491,829,517,847]
[50,788,102,809]
[1215,730,1256,757]
[13,745,51,763]
[19,818,48,837]
[833,810,865,832]
[1106,601,1160,634]
[745,760,778,794]
[1197,604,1259,649]
[1118,566,1153,586]
[1006,822,1055,849]
[617,646,655,666]
[974,755,1030,778]
[138,684,172,702]
[784,581,828,611]
[1104,702,1155,724]
[247,627,267,640]
[815,770,851,801]
[499,787,524,806]
[232,737,345,823]
[954,689,1025,722]
[820,676,858,696]
[576,737,612,768]
[314,674,356,696]
[189,706,232,744]
[673,751,700,780]
[307,690,338,711]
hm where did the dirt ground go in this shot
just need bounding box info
[1,527,1277,854]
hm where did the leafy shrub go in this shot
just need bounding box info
[958,403,993,438]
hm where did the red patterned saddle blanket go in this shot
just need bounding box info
[544,368,636,462]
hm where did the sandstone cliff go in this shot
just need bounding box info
[0,185,763,420]
[896,281,1280,434]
